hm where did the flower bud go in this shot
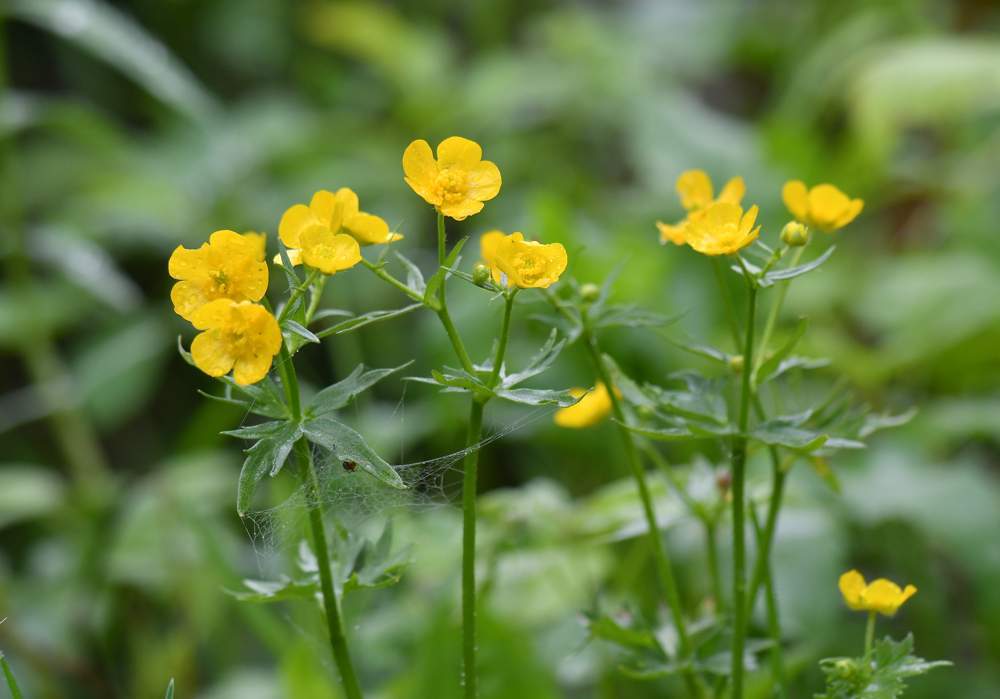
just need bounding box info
[636,404,655,420]
[780,221,809,247]
[472,263,491,287]
[580,282,600,303]
[727,354,744,373]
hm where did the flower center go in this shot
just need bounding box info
[513,253,545,284]
[434,168,467,205]
[210,269,230,292]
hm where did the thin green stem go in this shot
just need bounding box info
[864,612,877,657]
[433,213,476,373]
[360,258,426,304]
[461,400,485,699]
[305,274,327,324]
[711,257,742,351]
[276,346,363,698]
[277,269,320,324]
[582,325,705,699]
[750,504,786,695]
[705,521,725,615]
[1,652,25,699]
[752,246,801,383]
[487,292,516,388]
[730,280,758,699]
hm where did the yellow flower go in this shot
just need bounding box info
[168,230,268,322]
[480,231,567,289]
[554,383,614,428]
[838,570,917,617]
[782,180,863,232]
[278,189,384,274]
[684,201,760,256]
[402,136,502,220]
[189,299,282,386]
[656,169,745,246]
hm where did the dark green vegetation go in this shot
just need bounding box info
[1,1,999,697]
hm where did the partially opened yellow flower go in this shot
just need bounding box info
[656,169,745,246]
[480,231,567,289]
[684,201,760,256]
[554,383,615,428]
[278,189,383,274]
[168,230,268,322]
[403,137,501,220]
[839,570,917,617]
[189,299,282,386]
[782,181,863,232]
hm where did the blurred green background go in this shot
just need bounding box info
[2,0,999,697]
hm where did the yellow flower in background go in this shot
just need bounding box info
[168,230,268,322]
[554,383,614,428]
[782,180,863,232]
[839,570,917,617]
[279,189,372,275]
[403,136,502,220]
[656,169,745,246]
[480,231,567,289]
[684,201,760,256]
[189,299,282,386]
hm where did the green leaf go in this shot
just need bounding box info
[229,576,318,603]
[751,419,829,452]
[7,0,216,121]
[423,236,469,303]
[761,246,835,286]
[307,362,412,416]
[817,634,951,699]
[394,252,426,295]
[646,371,729,425]
[493,387,577,407]
[624,424,701,442]
[302,416,405,489]
[666,337,731,366]
[502,329,567,387]
[315,303,422,338]
[592,304,675,330]
[0,465,66,529]
[586,613,659,650]
[283,320,320,346]
[164,679,175,699]
[311,308,354,322]
[236,421,302,516]
[756,317,808,384]
[222,420,289,441]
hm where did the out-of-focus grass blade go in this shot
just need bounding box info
[7,0,216,121]
[164,678,175,699]
[1,649,25,699]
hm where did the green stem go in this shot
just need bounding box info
[1,652,25,699]
[360,258,425,304]
[277,269,320,324]
[711,257,742,351]
[276,346,363,698]
[730,280,758,699]
[751,246,801,383]
[864,612,877,657]
[461,399,485,699]
[305,274,327,324]
[706,521,725,615]
[434,213,476,373]
[582,325,705,699]
[750,503,786,694]
[487,292,516,388]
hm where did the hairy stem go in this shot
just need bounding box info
[730,280,758,698]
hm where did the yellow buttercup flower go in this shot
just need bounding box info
[168,230,268,322]
[278,189,383,275]
[838,570,917,617]
[402,136,502,220]
[554,383,614,428]
[656,169,745,246]
[684,201,760,256]
[480,231,567,289]
[782,180,863,232]
[189,299,282,386]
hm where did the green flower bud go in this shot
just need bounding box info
[580,282,600,303]
[728,354,744,373]
[780,221,809,247]
[472,263,491,287]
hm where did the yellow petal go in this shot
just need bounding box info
[279,204,318,249]
[167,242,209,280]
[554,384,613,428]
[300,230,362,275]
[718,176,746,205]
[309,190,338,228]
[331,187,360,230]
[438,197,484,221]
[436,136,483,169]
[808,184,853,230]
[191,329,235,378]
[402,139,439,204]
[272,249,304,267]
[782,180,809,223]
[656,220,687,246]
[739,204,759,237]
[232,353,274,385]
[343,211,391,245]
[170,280,210,321]
[190,298,239,330]
[230,305,282,385]
[464,160,502,202]
[838,570,867,611]
[676,169,714,211]
[832,197,864,230]
[864,578,908,616]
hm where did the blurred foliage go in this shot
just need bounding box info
[1,0,999,697]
